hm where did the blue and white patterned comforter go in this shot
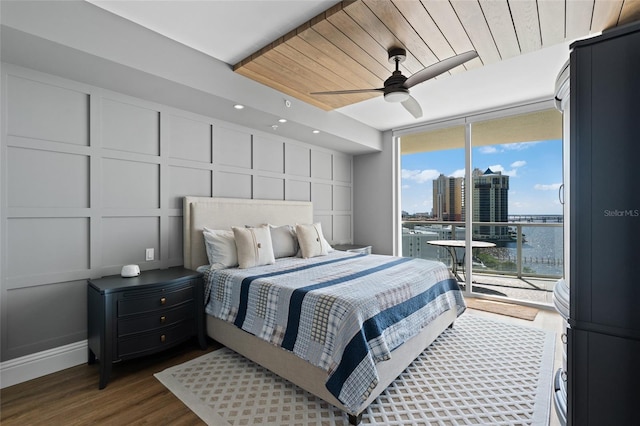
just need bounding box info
[203,251,466,411]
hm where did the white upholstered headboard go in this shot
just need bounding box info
[183,197,313,270]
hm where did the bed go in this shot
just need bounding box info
[183,196,465,424]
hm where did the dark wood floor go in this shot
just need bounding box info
[0,338,220,425]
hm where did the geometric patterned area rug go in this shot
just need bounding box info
[155,313,555,425]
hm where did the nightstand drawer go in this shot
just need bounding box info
[117,302,195,337]
[117,321,195,358]
[118,283,194,316]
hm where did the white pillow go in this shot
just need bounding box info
[232,225,276,269]
[295,223,331,258]
[202,228,238,269]
[268,224,299,258]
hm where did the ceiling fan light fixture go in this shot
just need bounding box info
[384,90,410,103]
[310,47,476,119]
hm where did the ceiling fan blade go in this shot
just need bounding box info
[405,50,479,89]
[311,88,384,95]
[401,95,422,119]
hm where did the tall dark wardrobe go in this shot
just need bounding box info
[568,20,640,425]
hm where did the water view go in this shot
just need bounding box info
[496,224,563,277]
[403,219,563,278]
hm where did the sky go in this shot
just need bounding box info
[401,139,563,215]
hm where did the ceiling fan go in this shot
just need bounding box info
[311,48,478,119]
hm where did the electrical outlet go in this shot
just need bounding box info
[145,248,154,261]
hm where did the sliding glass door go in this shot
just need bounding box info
[399,106,563,307]
[400,123,466,275]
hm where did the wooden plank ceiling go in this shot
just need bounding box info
[234,0,640,111]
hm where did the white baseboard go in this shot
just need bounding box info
[0,340,87,389]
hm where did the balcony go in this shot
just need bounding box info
[402,220,563,307]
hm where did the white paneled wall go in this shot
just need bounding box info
[0,64,353,361]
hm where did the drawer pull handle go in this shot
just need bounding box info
[160,316,166,323]
[160,297,166,305]
[160,334,166,343]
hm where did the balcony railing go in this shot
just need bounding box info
[402,220,563,280]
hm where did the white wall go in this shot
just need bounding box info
[0,63,353,364]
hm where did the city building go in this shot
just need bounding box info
[431,168,510,240]
[472,168,510,240]
[432,174,464,221]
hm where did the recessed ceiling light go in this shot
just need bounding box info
[312,130,320,134]
[278,118,287,123]
[233,104,244,110]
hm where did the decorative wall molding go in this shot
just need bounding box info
[1,63,353,380]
